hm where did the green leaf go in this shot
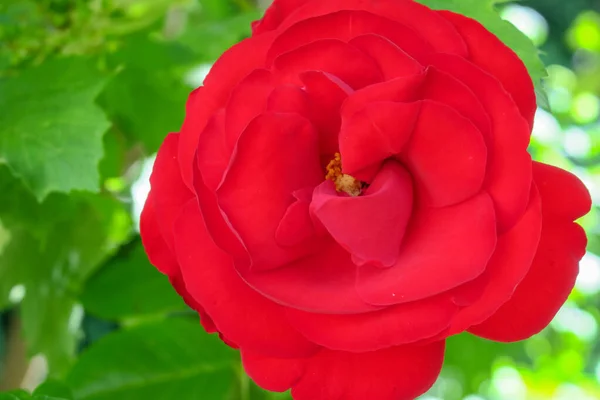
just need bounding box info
[415,0,548,108]
[66,319,238,400]
[81,240,188,320]
[33,380,74,400]
[0,58,111,200]
[0,168,133,375]
[99,34,195,153]
[0,388,71,400]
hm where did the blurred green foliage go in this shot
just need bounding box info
[0,0,598,399]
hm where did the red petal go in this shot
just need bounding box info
[533,162,592,222]
[272,39,383,89]
[196,110,227,191]
[341,72,426,118]
[217,113,322,271]
[149,133,194,251]
[224,69,274,150]
[276,188,319,247]
[419,67,491,143]
[286,294,457,352]
[242,240,380,313]
[243,342,445,400]
[469,164,590,341]
[242,350,305,392]
[267,0,467,57]
[140,195,178,277]
[140,189,216,333]
[449,186,542,334]
[349,34,423,80]
[357,192,497,306]
[401,100,488,207]
[267,84,311,116]
[301,71,353,158]
[469,221,586,341]
[440,11,536,129]
[339,101,419,181]
[426,53,532,232]
[266,10,433,64]
[311,162,413,267]
[174,199,319,357]
[293,343,445,400]
[178,32,276,189]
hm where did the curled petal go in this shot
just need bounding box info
[311,162,413,267]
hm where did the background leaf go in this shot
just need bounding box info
[80,241,188,320]
[65,318,238,400]
[0,58,110,200]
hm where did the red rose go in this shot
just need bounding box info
[141,0,591,399]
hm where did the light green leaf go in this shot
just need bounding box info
[66,319,238,400]
[415,0,548,108]
[0,58,111,200]
[81,241,188,320]
[99,34,195,153]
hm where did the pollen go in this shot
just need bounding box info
[325,153,363,197]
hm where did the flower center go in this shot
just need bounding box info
[325,152,364,197]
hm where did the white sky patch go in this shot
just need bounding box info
[551,302,598,342]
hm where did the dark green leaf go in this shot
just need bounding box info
[0,58,111,200]
[33,380,74,399]
[66,319,238,400]
[81,241,188,320]
[415,0,548,107]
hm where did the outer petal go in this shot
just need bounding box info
[174,199,319,357]
[293,343,445,400]
[286,294,457,352]
[469,165,590,341]
[448,186,542,334]
[178,32,276,189]
[149,133,194,251]
[260,0,467,57]
[265,10,433,63]
[440,11,536,129]
[357,192,497,306]
[272,39,383,89]
[243,342,445,400]
[469,221,586,341]
[532,162,592,222]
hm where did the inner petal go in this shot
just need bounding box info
[311,161,414,268]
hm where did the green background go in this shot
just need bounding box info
[0,0,599,399]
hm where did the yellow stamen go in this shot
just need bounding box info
[325,153,363,197]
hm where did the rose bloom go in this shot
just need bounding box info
[141,0,591,398]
